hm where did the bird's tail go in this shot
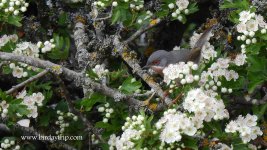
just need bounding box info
[187,25,217,63]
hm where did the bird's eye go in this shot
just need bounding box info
[152,60,160,65]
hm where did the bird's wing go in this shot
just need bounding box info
[169,49,190,64]
[187,25,216,62]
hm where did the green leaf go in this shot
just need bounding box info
[81,92,106,111]
[246,43,264,55]
[39,108,54,127]
[253,103,267,120]
[95,121,113,129]
[232,138,249,150]
[112,9,121,25]
[86,69,99,79]
[2,65,12,74]
[120,77,142,94]
[220,0,249,10]
[7,15,22,27]
[187,3,199,14]
[55,100,69,112]
[47,34,70,60]
[183,136,198,150]
[58,12,69,26]
[247,56,267,93]
[260,34,267,40]
[8,101,29,116]
[228,11,240,24]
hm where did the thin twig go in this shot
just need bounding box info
[124,20,161,44]
[131,90,154,97]
[6,70,49,94]
[94,14,112,21]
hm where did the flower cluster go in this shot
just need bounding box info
[108,114,146,150]
[10,40,54,78]
[225,114,263,143]
[16,90,45,118]
[155,109,197,143]
[0,139,20,150]
[236,11,267,53]
[13,42,39,58]
[129,0,144,11]
[0,34,18,48]
[37,39,55,53]
[199,57,240,93]
[0,101,9,118]
[156,88,229,145]
[93,1,105,7]
[91,64,109,80]
[163,61,199,85]
[9,63,28,78]
[98,103,114,123]
[0,0,29,16]
[169,0,190,22]
[55,110,78,135]
[190,31,216,61]
[137,10,153,24]
[183,88,229,122]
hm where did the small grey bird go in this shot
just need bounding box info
[143,26,215,75]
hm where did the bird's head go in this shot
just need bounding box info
[143,50,169,75]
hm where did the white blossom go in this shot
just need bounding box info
[183,88,229,122]
[92,64,109,79]
[234,53,247,66]
[0,35,10,48]
[156,110,197,143]
[246,19,259,32]
[236,23,247,33]
[225,114,263,143]
[13,42,40,58]
[175,0,189,10]
[239,11,253,23]
[255,14,267,28]
[12,66,24,78]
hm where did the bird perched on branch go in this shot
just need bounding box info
[143,26,215,75]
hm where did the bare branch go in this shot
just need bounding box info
[0,52,144,109]
[6,70,49,94]
[73,22,90,69]
[113,36,173,106]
